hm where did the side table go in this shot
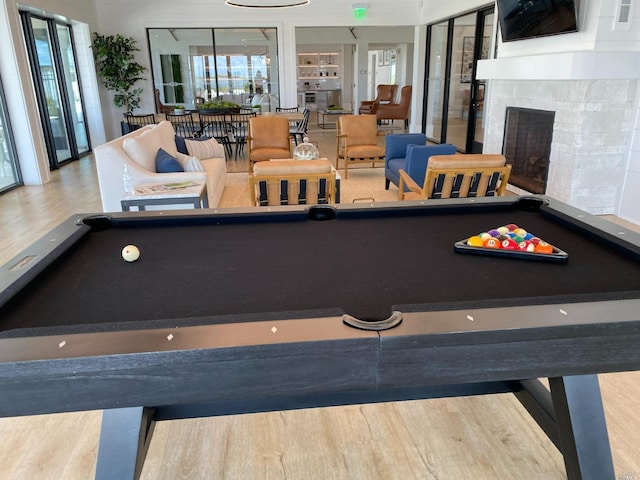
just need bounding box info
[121,181,208,212]
[318,109,352,129]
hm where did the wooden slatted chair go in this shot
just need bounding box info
[249,159,337,206]
[336,114,386,179]
[398,154,511,201]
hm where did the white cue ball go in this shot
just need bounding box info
[122,244,140,262]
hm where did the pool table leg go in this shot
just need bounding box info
[95,407,155,480]
[549,375,615,480]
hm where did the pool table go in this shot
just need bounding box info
[1,195,639,480]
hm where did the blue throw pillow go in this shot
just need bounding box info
[155,148,184,173]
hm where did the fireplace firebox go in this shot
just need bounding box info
[502,107,555,194]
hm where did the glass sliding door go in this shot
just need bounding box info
[470,9,494,153]
[0,76,22,193]
[149,27,279,110]
[21,12,90,169]
[424,20,448,142]
[423,6,494,152]
[56,23,89,156]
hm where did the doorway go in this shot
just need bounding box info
[423,6,494,153]
[20,11,90,169]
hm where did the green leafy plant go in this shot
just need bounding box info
[91,33,147,112]
[197,100,241,110]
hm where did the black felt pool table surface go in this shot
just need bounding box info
[2,200,640,335]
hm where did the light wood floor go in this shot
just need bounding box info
[1,124,639,479]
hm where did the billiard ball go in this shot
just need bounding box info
[501,238,517,250]
[122,244,140,262]
[497,226,510,235]
[488,229,500,237]
[534,241,554,254]
[484,238,501,249]
[467,235,484,247]
[518,241,535,252]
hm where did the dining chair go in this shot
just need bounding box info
[198,113,233,158]
[125,113,156,132]
[290,108,311,145]
[228,112,256,159]
[165,112,198,138]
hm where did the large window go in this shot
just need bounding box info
[0,75,22,193]
[148,28,278,110]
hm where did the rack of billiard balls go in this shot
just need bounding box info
[455,224,568,263]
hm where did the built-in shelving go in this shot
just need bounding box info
[297,52,340,80]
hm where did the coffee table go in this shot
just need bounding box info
[121,180,208,211]
[319,109,352,129]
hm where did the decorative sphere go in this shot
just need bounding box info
[293,141,320,160]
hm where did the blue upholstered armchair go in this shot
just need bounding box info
[385,133,457,190]
[399,144,458,192]
[385,133,426,189]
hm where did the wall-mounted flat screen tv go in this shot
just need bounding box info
[497,0,579,42]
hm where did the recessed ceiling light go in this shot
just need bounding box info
[225,0,310,7]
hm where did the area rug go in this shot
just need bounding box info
[219,167,399,208]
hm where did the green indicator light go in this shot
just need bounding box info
[353,7,367,19]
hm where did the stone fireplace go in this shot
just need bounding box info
[479,68,636,214]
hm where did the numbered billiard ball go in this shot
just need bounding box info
[534,241,554,254]
[484,238,501,249]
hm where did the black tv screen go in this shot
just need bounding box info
[497,0,579,42]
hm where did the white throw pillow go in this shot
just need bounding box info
[185,137,225,159]
[175,152,206,172]
[123,121,178,171]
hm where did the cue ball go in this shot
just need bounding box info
[122,245,140,262]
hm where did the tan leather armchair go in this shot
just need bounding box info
[336,115,386,179]
[248,117,292,172]
[399,154,511,201]
[358,84,398,114]
[376,85,412,129]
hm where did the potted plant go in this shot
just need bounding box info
[91,33,147,114]
[197,100,241,114]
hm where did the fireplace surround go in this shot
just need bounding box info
[481,78,636,214]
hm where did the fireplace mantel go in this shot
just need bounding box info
[477,51,640,81]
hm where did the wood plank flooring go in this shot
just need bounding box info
[0,125,639,479]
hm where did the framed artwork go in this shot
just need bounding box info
[377,51,384,67]
[383,50,390,66]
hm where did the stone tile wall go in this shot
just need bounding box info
[483,79,636,214]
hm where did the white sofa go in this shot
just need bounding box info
[94,121,227,212]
